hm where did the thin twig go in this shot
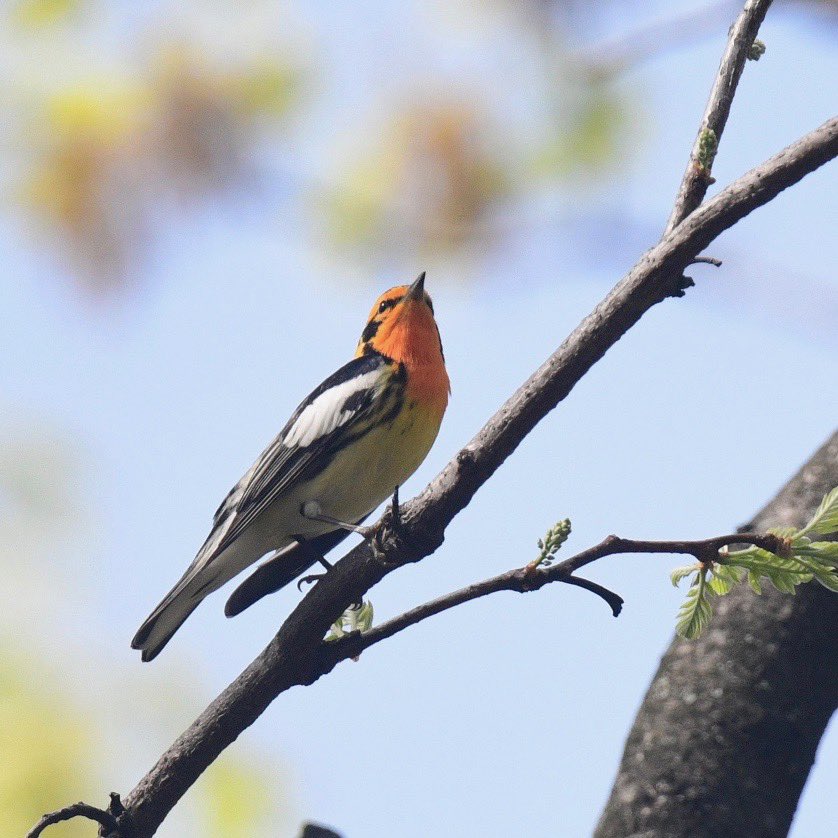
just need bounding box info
[594,431,838,838]
[570,0,739,78]
[555,575,625,615]
[26,802,118,838]
[557,531,788,574]
[665,0,774,234]
[320,531,784,663]
[691,255,723,266]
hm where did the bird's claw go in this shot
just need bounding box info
[297,572,326,592]
[390,485,401,533]
[368,485,403,564]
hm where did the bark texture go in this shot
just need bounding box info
[595,431,838,838]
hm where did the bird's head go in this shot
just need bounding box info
[356,272,444,369]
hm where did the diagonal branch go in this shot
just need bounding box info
[664,0,774,234]
[115,115,838,838]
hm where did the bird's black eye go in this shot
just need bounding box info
[378,298,397,314]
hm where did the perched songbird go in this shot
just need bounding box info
[132,273,449,661]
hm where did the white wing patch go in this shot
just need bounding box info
[282,369,384,448]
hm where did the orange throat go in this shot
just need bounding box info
[369,304,450,416]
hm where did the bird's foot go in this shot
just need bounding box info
[296,572,326,592]
[389,485,401,533]
[368,485,405,565]
[295,554,360,608]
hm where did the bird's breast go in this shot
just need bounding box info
[287,397,443,534]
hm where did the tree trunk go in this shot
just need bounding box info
[595,431,838,838]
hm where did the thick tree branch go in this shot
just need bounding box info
[595,431,838,838]
[110,117,838,837]
[664,0,774,233]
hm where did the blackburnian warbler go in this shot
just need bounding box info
[132,273,449,661]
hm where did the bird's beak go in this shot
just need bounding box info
[405,271,426,302]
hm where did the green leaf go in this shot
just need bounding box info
[799,486,838,536]
[325,599,376,641]
[793,541,838,566]
[728,545,813,575]
[807,565,838,593]
[325,617,346,642]
[767,572,799,595]
[707,562,743,595]
[670,564,699,587]
[731,550,812,595]
[347,600,375,633]
[676,571,713,640]
[793,553,838,592]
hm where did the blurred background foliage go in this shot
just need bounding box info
[1,0,835,836]
[3,0,645,292]
[0,650,97,837]
[7,0,303,292]
[5,0,833,293]
[0,423,288,835]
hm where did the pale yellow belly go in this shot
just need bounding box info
[260,401,443,543]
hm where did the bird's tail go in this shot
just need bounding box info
[131,554,227,661]
[131,591,201,662]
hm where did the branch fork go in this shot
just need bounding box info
[27,794,130,838]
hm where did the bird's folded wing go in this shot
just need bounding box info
[202,351,397,561]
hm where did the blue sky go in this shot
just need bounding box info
[2,2,836,836]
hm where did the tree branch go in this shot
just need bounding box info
[112,117,838,837]
[27,802,118,838]
[594,430,838,838]
[320,532,788,663]
[300,824,342,838]
[664,0,774,234]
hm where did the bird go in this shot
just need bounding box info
[132,272,449,661]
